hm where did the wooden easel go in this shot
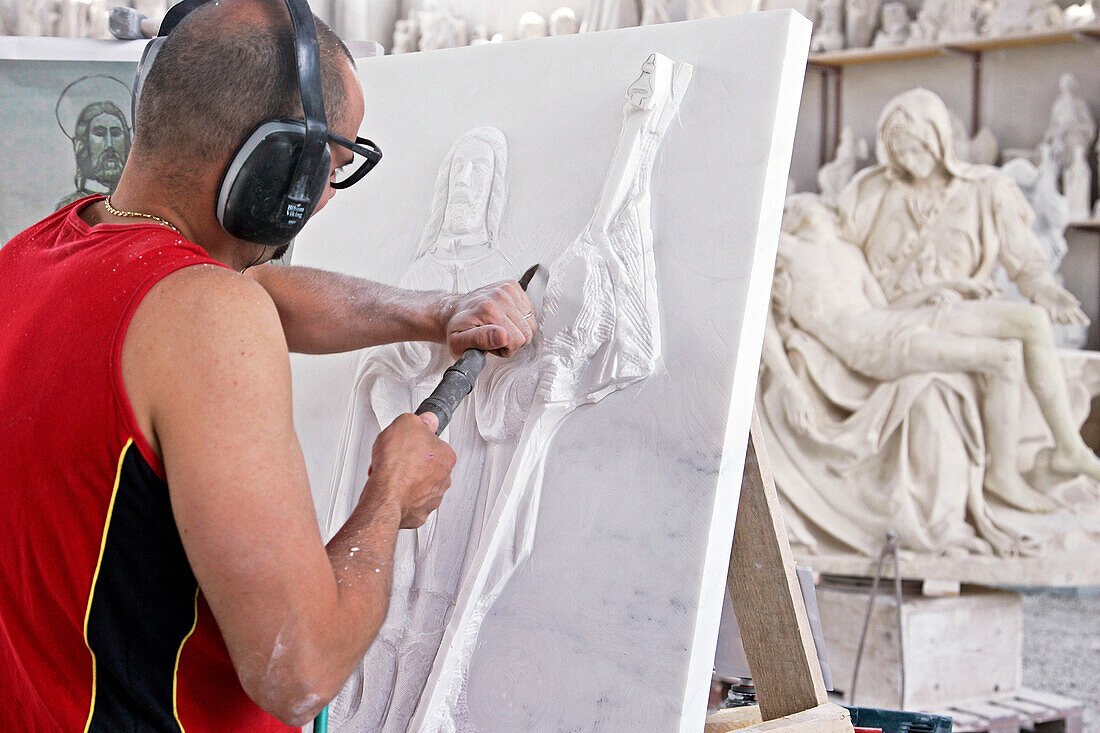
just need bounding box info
[704,412,854,733]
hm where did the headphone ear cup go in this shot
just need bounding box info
[217,119,330,246]
[132,37,166,125]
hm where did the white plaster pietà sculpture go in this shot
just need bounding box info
[322,53,692,731]
[758,88,1100,561]
[817,126,869,203]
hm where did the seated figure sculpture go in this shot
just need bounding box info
[759,88,1100,561]
[777,194,1100,516]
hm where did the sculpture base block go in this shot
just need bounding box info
[817,581,1022,710]
[801,552,1100,587]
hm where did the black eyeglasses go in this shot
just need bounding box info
[327,131,382,189]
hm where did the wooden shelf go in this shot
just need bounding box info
[807,22,1100,69]
[808,43,944,67]
[1068,218,1100,233]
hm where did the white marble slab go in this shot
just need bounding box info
[291,12,809,731]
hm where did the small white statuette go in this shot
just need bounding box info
[982,0,1065,35]
[515,11,548,40]
[641,0,671,24]
[873,2,911,47]
[417,0,467,51]
[391,14,419,53]
[1044,73,1097,173]
[846,0,882,47]
[1063,144,1091,221]
[549,7,579,35]
[810,0,846,51]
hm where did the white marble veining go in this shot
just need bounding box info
[290,13,810,731]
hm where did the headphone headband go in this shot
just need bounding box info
[282,0,328,212]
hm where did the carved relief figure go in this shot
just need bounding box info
[323,54,691,731]
[873,2,911,47]
[54,75,132,210]
[410,52,692,732]
[817,126,869,203]
[1043,73,1096,173]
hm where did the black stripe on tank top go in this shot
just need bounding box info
[85,440,198,732]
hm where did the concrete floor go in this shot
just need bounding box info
[1021,588,1100,732]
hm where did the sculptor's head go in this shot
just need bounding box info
[877,88,960,182]
[74,101,130,189]
[420,127,508,255]
[782,193,840,242]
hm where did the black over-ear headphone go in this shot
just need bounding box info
[133,0,331,246]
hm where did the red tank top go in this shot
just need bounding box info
[0,196,296,732]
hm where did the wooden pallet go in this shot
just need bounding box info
[925,688,1083,733]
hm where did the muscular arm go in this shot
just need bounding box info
[122,265,454,725]
[248,263,535,357]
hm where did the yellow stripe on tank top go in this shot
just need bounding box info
[81,438,133,733]
[173,588,200,731]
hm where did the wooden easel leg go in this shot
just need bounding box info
[726,410,830,721]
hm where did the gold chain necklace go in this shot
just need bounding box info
[103,195,181,235]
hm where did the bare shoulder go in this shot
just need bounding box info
[123,263,290,457]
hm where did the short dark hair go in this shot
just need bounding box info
[133,1,354,178]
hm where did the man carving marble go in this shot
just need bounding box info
[322,53,691,730]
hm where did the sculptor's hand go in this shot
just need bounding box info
[444,280,537,358]
[1033,285,1089,327]
[366,413,456,529]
